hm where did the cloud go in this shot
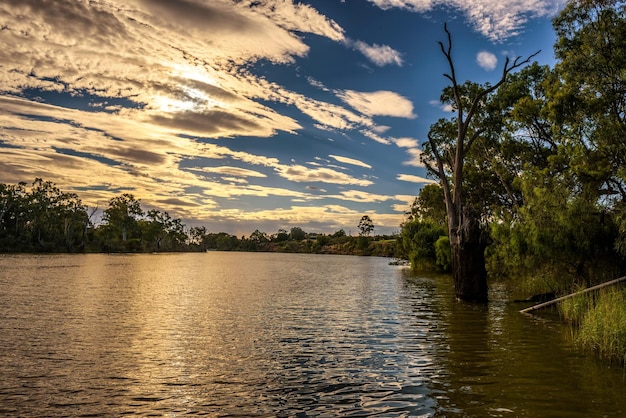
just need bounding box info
[275,164,373,186]
[476,51,498,71]
[393,137,419,148]
[246,0,345,42]
[0,0,428,235]
[198,166,268,178]
[337,90,416,119]
[429,100,454,112]
[367,0,565,42]
[402,148,426,167]
[388,136,425,167]
[329,155,372,169]
[348,40,404,66]
[360,130,391,145]
[397,174,437,183]
[334,190,392,203]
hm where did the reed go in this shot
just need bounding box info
[559,285,592,325]
[560,287,626,364]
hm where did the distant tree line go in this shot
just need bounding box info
[0,179,396,256]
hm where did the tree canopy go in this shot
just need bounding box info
[403,0,626,297]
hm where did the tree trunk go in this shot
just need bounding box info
[450,206,488,302]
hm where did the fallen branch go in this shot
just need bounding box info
[520,276,626,314]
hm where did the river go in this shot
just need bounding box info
[0,252,624,417]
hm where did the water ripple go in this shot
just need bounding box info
[1,253,626,416]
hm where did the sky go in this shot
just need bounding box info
[0,0,565,237]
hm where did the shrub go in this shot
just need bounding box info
[435,236,451,272]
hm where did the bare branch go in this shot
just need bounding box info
[463,50,541,136]
[427,132,454,219]
[439,24,461,112]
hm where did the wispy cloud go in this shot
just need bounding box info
[329,155,373,169]
[397,173,437,183]
[336,90,417,119]
[347,39,404,66]
[367,0,565,41]
[198,166,268,178]
[275,164,373,186]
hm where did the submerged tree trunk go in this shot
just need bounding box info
[450,207,488,302]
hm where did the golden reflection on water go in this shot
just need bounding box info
[1,253,626,417]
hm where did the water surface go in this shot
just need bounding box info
[0,252,624,416]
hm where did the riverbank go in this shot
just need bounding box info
[249,236,398,257]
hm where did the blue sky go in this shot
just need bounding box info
[0,0,564,236]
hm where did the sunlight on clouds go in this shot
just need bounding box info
[361,130,391,145]
[397,173,437,183]
[0,0,438,234]
[245,0,345,42]
[335,190,392,203]
[212,204,404,233]
[393,137,419,148]
[275,165,374,186]
[402,148,426,167]
[348,40,404,66]
[337,90,416,119]
[154,96,198,113]
[368,0,565,41]
[197,166,268,178]
[329,155,372,169]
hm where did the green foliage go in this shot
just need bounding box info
[407,184,447,225]
[289,226,306,241]
[435,236,451,272]
[487,163,622,290]
[411,5,626,303]
[0,179,401,257]
[559,286,592,326]
[273,228,289,242]
[0,179,91,252]
[399,184,449,272]
[399,219,447,272]
[100,194,143,251]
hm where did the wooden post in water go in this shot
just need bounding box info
[520,276,626,314]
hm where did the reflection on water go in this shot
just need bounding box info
[0,253,624,417]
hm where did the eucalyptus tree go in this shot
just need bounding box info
[0,181,28,249]
[101,193,144,250]
[188,225,208,250]
[26,179,89,252]
[552,0,626,195]
[141,209,186,251]
[357,215,374,237]
[423,25,539,302]
[551,0,626,257]
[0,179,90,252]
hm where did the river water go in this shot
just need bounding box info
[0,252,624,417]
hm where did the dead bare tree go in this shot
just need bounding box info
[427,24,540,302]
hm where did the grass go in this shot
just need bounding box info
[560,286,626,364]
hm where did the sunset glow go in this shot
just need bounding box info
[0,0,563,235]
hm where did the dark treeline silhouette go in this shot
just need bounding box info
[0,179,397,256]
